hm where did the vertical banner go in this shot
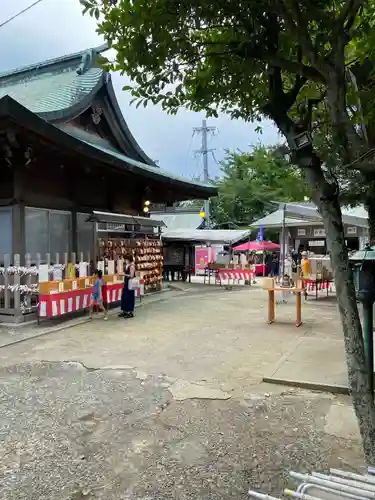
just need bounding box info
[195,246,214,275]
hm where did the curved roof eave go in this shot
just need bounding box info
[103,74,157,166]
[0,43,109,81]
[38,72,106,123]
[0,96,217,198]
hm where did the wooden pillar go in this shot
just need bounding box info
[12,159,26,262]
[67,168,78,257]
[71,208,78,255]
[267,289,275,323]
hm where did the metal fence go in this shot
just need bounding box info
[0,252,92,318]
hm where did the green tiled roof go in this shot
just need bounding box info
[60,125,216,193]
[79,135,214,189]
[0,44,217,196]
[0,44,108,118]
[0,67,104,115]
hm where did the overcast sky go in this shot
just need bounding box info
[0,0,280,178]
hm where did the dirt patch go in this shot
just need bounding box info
[0,362,364,499]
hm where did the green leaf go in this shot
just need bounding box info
[208,146,309,227]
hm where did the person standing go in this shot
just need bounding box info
[301,251,310,278]
[239,252,247,267]
[119,254,136,318]
[291,249,299,285]
[265,252,272,276]
[89,269,108,320]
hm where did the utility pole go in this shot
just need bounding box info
[193,119,216,227]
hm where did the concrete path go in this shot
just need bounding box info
[262,297,373,393]
[0,286,365,499]
[264,337,348,392]
[0,288,305,396]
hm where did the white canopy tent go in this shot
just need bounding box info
[250,202,368,275]
[251,202,368,229]
[280,202,368,227]
[161,228,251,245]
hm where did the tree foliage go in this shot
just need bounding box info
[82,0,375,462]
[210,146,308,227]
[81,0,375,228]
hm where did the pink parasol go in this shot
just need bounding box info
[233,240,280,252]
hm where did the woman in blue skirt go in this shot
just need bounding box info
[119,254,136,318]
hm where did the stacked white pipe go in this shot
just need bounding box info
[248,467,375,499]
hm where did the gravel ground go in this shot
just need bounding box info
[0,361,364,500]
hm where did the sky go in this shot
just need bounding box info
[0,0,280,179]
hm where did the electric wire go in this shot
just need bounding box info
[0,0,45,29]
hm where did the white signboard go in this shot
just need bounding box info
[53,265,63,281]
[313,228,326,237]
[79,262,88,277]
[308,240,325,247]
[347,226,357,235]
[107,260,115,275]
[38,264,49,283]
[117,259,124,274]
[297,228,306,236]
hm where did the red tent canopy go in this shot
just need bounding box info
[233,240,280,252]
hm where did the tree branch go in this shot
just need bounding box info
[283,46,307,111]
[227,41,324,82]
[185,37,325,82]
[242,45,324,81]
[338,0,364,31]
[284,75,307,111]
[277,1,315,60]
[276,0,331,78]
[298,0,334,22]
[265,12,285,103]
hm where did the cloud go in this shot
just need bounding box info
[0,0,280,177]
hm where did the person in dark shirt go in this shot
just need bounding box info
[291,249,299,272]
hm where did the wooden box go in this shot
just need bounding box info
[262,277,275,290]
[39,280,62,294]
[64,279,78,291]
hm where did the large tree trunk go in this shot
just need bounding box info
[365,179,375,244]
[267,93,375,461]
[302,154,375,463]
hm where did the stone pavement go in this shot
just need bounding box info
[0,288,179,348]
[262,295,365,393]
[0,284,231,349]
[0,285,366,499]
[0,286,312,395]
[264,337,348,392]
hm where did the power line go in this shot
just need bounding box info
[182,131,195,173]
[191,154,204,180]
[0,0,45,29]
